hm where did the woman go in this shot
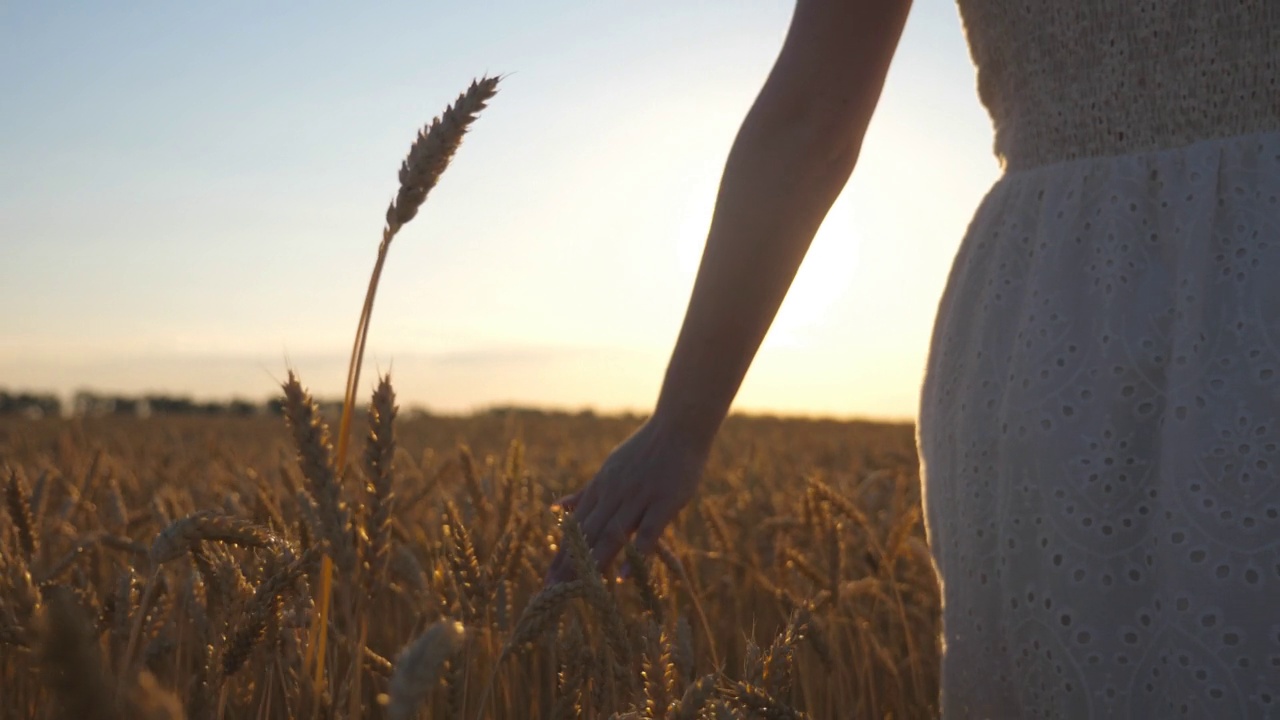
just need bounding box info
[547,0,1280,716]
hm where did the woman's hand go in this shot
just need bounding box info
[544,418,708,585]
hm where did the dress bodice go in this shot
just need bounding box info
[954,0,1280,170]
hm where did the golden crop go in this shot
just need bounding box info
[0,381,939,719]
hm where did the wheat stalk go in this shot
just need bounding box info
[222,547,318,677]
[503,580,589,656]
[362,374,397,592]
[310,74,500,693]
[624,542,664,624]
[560,515,634,703]
[670,673,719,720]
[725,681,808,720]
[149,511,284,565]
[4,465,37,562]
[457,444,494,524]
[641,620,674,718]
[280,373,354,573]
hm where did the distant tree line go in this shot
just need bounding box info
[0,389,342,419]
[1,390,609,421]
[0,391,63,419]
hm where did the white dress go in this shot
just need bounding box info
[917,2,1280,718]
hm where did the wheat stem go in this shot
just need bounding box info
[309,74,500,695]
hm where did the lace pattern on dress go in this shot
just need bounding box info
[919,130,1280,718]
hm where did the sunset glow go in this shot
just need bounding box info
[1,1,1001,420]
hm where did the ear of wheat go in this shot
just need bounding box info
[308,74,501,695]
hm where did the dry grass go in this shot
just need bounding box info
[0,407,938,719]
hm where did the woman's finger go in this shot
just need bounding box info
[544,535,580,586]
[632,504,666,558]
[569,478,603,522]
[589,507,642,575]
[578,492,643,576]
[544,494,628,586]
[551,490,583,511]
[544,550,571,587]
[576,491,625,559]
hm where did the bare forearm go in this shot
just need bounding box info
[652,103,858,449]
[652,0,911,451]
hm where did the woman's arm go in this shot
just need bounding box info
[549,0,914,582]
[654,0,913,452]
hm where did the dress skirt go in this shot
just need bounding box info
[918,129,1280,719]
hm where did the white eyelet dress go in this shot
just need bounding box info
[917,2,1280,718]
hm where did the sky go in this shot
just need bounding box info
[0,1,1002,421]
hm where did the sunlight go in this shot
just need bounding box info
[770,191,860,347]
[674,189,861,349]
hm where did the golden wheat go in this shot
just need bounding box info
[0,406,938,718]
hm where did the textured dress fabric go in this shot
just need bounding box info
[917,2,1280,718]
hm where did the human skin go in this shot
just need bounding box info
[545,0,914,584]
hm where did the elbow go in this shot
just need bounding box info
[770,100,867,184]
[806,104,866,177]
[748,72,882,181]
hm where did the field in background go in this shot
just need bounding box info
[0,382,939,719]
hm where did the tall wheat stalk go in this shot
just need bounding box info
[307,74,501,698]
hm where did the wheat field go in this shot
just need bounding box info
[0,378,939,719]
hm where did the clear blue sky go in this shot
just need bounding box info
[0,1,1001,420]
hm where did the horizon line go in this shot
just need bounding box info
[0,384,916,426]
